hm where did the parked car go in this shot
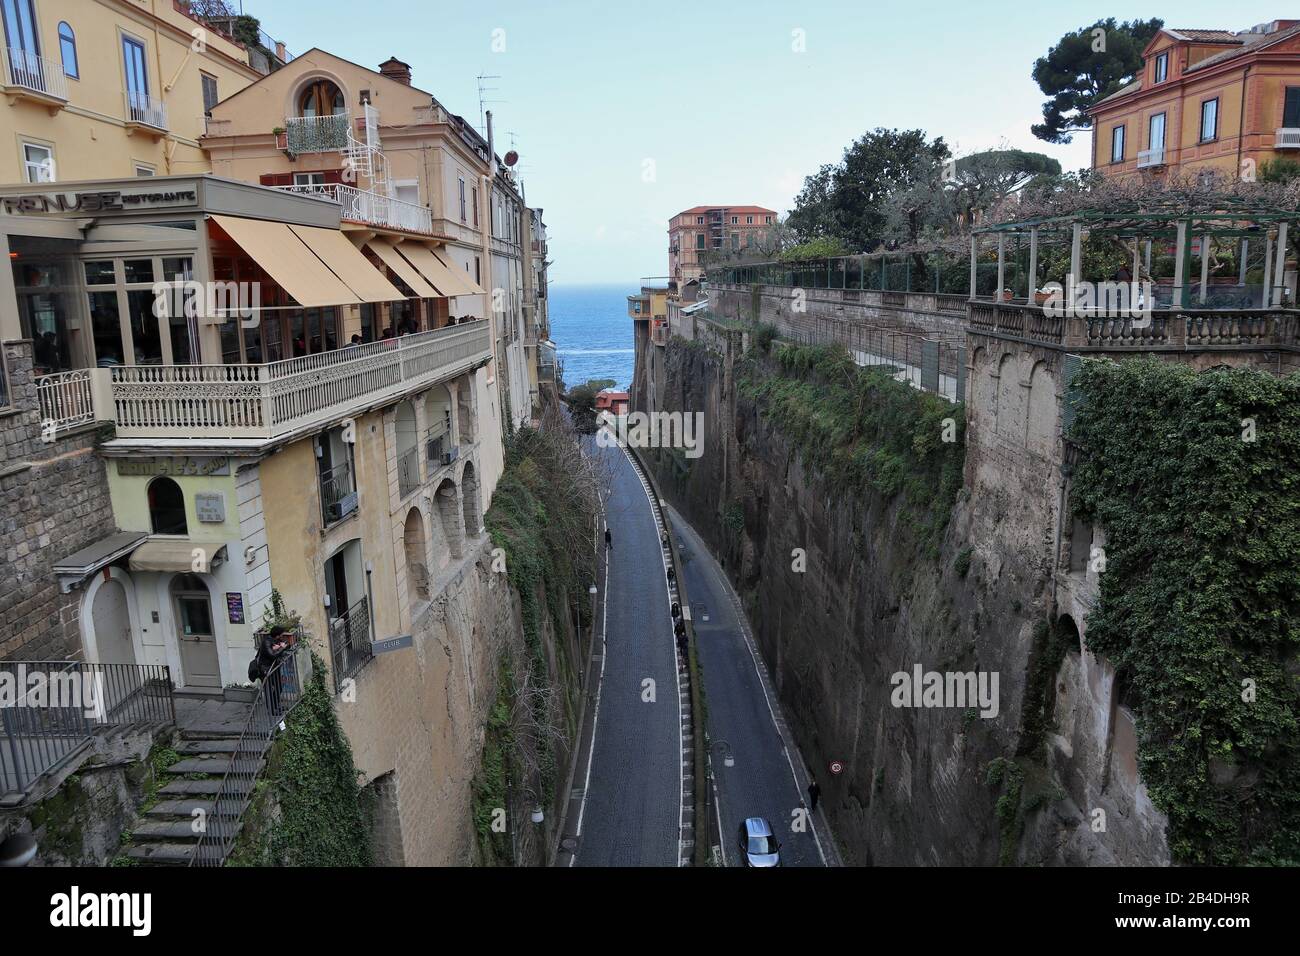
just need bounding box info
[738,816,781,867]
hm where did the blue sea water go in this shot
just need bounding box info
[548,283,635,391]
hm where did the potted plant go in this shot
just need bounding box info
[272,126,288,150]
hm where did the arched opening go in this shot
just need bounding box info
[461,461,480,537]
[431,477,463,566]
[396,400,420,498]
[457,379,475,444]
[424,385,453,467]
[171,573,219,688]
[93,578,134,666]
[148,477,187,535]
[298,79,345,117]
[403,507,429,611]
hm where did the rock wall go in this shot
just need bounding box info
[644,333,1170,865]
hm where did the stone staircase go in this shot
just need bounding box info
[121,697,261,866]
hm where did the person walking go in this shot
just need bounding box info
[807,777,821,813]
[605,527,612,549]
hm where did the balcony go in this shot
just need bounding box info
[36,369,95,436]
[320,460,357,526]
[1136,147,1165,169]
[2,47,68,110]
[124,90,168,134]
[105,320,492,443]
[271,183,433,234]
[328,596,372,692]
[284,113,350,154]
[425,427,458,469]
[1275,128,1300,149]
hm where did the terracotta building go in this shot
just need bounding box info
[668,204,775,290]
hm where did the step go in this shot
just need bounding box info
[159,778,252,797]
[131,820,207,841]
[123,842,195,865]
[165,756,237,776]
[175,739,240,756]
[146,799,220,819]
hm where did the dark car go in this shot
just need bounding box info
[738,816,781,867]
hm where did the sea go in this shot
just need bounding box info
[548,283,636,391]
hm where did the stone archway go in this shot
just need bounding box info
[431,477,463,567]
[403,507,429,611]
[461,461,481,538]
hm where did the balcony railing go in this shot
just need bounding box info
[284,113,350,154]
[328,597,372,692]
[1136,147,1165,168]
[2,47,68,101]
[425,426,458,469]
[36,370,95,436]
[270,182,432,234]
[1275,128,1300,149]
[2,662,174,799]
[125,90,168,130]
[108,320,492,440]
[396,443,420,499]
[320,459,357,526]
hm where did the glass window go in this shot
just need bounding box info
[1149,112,1166,153]
[84,260,115,285]
[58,22,77,78]
[88,291,124,366]
[2,0,39,55]
[22,142,53,183]
[123,259,154,284]
[123,35,148,102]
[1154,53,1168,83]
[135,165,154,177]
[1200,99,1218,142]
[126,289,163,365]
[1284,87,1300,130]
[161,257,192,282]
[149,478,187,535]
[1111,125,1125,162]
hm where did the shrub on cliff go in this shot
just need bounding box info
[1069,358,1300,864]
[736,343,965,548]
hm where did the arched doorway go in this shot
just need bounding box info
[148,476,187,535]
[461,461,480,538]
[93,578,135,666]
[431,477,462,566]
[298,79,345,117]
[171,573,220,688]
[404,507,429,611]
[396,400,420,498]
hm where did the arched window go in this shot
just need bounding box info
[58,22,78,78]
[148,477,187,535]
[298,79,344,117]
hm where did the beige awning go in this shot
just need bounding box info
[358,237,439,298]
[211,215,360,308]
[129,540,226,573]
[429,245,487,295]
[289,224,404,303]
[399,243,482,297]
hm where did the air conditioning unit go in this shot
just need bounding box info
[441,445,460,467]
[327,491,359,522]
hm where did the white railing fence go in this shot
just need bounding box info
[1136,147,1165,168]
[125,89,167,129]
[1275,128,1300,149]
[35,370,95,435]
[3,47,68,100]
[110,320,491,438]
[270,182,432,234]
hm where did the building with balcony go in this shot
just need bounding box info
[0,0,281,185]
[1089,20,1300,180]
[627,278,671,413]
[668,204,775,290]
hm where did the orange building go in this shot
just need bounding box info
[1089,21,1300,180]
[668,204,775,290]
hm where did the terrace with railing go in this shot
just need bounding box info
[2,47,68,104]
[283,113,350,154]
[270,182,433,234]
[329,597,372,692]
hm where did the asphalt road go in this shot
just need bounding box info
[667,506,833,867]
[571,441,682,866]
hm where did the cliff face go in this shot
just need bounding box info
[645,335,1166,864]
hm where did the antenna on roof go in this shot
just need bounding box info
[477,74,503,134]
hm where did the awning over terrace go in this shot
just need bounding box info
[210,215,360,308]
[288,224,404,303]
[357,237,440,298]
[398,242,483,297]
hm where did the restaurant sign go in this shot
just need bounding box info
[2,188,198,216]
[116,456,230,477]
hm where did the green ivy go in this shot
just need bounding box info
[736,343,965,550]
[1069,358,1300,864]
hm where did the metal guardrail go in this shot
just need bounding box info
[320,459,356,526]
[125,90,168,130]
[190,642,311,866]
[3,47,68,100]
[1,662,174,798]
[329,597,372,692]
[397,444,420,498]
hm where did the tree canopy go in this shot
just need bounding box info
[1030,17,1164,144]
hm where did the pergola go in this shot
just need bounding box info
[970,197,1300,310]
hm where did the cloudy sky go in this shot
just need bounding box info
[255,0,1289,282]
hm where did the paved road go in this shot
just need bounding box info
[570,441,682,866]
[667,506,834,867]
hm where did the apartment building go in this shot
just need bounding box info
[0,0,288,185]
[1090,20,1300,179]
[668,204,775,290]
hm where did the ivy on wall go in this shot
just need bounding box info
[1070,358,1300,864]
[736,343,966,550]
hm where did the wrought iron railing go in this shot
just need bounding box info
[35,370,95,435]
[425,426,456,469]
[2,47,68,100]
[284,113,350,153]
[397,444,420,498]
[269,182,433,233]
[328,597,372,692]
[1,662,174,798]
[319,459,357,526]
[190,642,311,866]
[125,90,168,129]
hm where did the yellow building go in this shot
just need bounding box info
[1090,20,1300,180]
[0,0,291,184]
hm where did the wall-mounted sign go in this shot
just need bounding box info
[226,592,244,625]
[372,634,413,655]
[116,456,230,477]
[195,492,226,523]
[1,188,197,216]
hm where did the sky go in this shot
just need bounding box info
[249,0,1292,284]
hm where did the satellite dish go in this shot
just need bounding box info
[504,150,519,167]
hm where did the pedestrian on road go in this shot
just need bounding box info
[605,527,612,549]
[807,777,821,813]
[676,624,688,656]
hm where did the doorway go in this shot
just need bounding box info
[171,573,220,688]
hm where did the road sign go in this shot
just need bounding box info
[372,634,413,655]
[829,759,845,776]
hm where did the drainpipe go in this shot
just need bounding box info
[1236,65,1251,177]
